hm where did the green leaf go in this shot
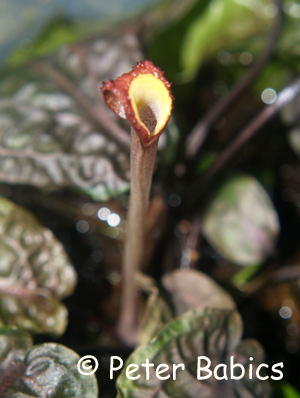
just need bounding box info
[0,0,163,67]
[232,264,261,288]
[277,12,300,73]
[202,174,280,266]
[252,63,291,96]
[276,383,300,398]
[162,269,235,315]
[150,0,273,82]
[149,0,211,81]
[151,0,300,85]
[6,19,81,68]
[180,0,273,81]
[0,196,76,336]
[0,326,98,397]
[117,308,271,398]
[197,152,217,174]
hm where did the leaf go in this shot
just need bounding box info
[202,174,280,266]
[137,269,235,345]
[197,152,217,173]
[252,63,291,97]
[149,0,211,81]
[135,273,173,345]
[0,0,162,67]
[150,0,273,82]
[0,196,76,336]
[162,269,235,316]
[6,19,82,69]
[232,338,270,398]
[274,383,300,398]
[116,308,271,398]
[180,0,273,81]
[0,326,98,397]
[0,33,145,200]
[277,13,300,74]
[232,264,261,288]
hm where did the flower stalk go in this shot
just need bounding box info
[117,128,158,344]
[101,61,173,345]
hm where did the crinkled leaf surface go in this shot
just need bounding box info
[0,33,145,200]
[0,196,76,336]
[117,308,271,398]
[162,269,235,316]
[0,326,98,398]
[203,174,280,266]
[137,269,235,345]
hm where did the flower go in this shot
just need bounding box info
[101,60,173,147]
